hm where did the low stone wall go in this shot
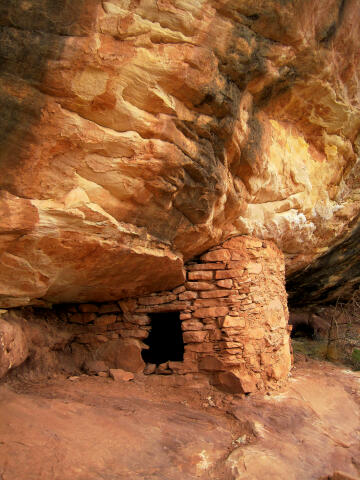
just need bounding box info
[61,235,291,393]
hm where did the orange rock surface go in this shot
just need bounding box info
[1,1,360,306]
[0,360,359,479]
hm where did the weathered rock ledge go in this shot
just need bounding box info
[0,0,360,307]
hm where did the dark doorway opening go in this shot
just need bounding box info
[291,322,315,339]
[141,312,184,365]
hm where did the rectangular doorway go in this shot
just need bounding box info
[141,311,184,365]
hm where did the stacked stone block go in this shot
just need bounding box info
[64,236,291,393]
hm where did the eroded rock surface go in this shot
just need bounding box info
[0,308,85,379]
[225,363,360,479]
[1,0,360,306]
[0,361,359,479]
[0,313,28,378]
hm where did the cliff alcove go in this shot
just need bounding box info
[1,0,360,478]
[0,235,291,394]
[0,0,360,309]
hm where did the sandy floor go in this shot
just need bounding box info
[0,360,359,480]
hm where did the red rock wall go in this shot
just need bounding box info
[61,235,291,393]
[1,1,360,308]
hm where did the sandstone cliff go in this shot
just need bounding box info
[0,0,359,307]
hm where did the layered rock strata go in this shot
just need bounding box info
[0,0,360,307]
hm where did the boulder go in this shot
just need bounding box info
[96,339,145,373]
[83,359,108,376]
[0,317,29,378]
[156,362,172,375]
[109,369,134,382]
[212,370,258,395]
[143,363,156,375]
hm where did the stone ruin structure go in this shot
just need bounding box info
[0,0,359,394]
[50,235,291,394]
[0,235,291,393]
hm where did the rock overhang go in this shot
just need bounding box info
[0,0,359,307]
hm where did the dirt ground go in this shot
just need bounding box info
[0,359,359,480]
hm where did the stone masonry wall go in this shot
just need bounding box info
[61,235,291,394]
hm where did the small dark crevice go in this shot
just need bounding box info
[246,14,259,21]
[195,93,216,107]
[291,323,315,339]
[319,0,347,45]
[338,0,347,22]
[320,22,337,44]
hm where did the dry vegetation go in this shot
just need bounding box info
[291,289,360,370]
[326,290,360,369]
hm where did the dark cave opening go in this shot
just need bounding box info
[141,312,184,365]
[290,322,315,339]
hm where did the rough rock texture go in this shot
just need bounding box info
[0,312,28,378]
[225,362,360,479]
[0,305,149,380]
[0,361,359,479]
[0,308,90,380]
[0,0,360,307]
[96,339,146,373]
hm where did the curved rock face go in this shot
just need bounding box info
[288,221,360,305]
[0,0,359,307]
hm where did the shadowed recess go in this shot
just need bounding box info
[142,312,184,365]
[287,220,360,306]
[290,322,315,339]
